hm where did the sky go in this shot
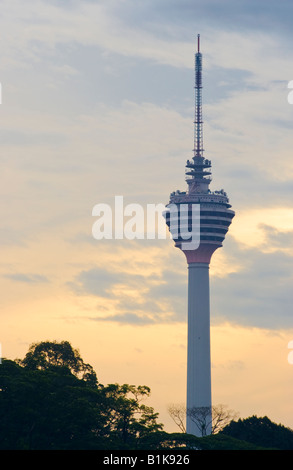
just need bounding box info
[1,0,293,432]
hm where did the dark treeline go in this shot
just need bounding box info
[0,340,292,450]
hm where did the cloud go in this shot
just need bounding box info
[211,233,293,329]
[91,313,157,326]
[0,0,193,70]
[3,273,49,283]
[67,222,293,330]
[113,0,293,39]
[260,224,293,250]
[68,258,187,325]
[69,267,124,297]
[2,0,291,76]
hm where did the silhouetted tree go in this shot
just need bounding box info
[221,415,293,450]
[168,403,238,435]
[0,359,106,449]
[211,404,239,434]
[167,403,186,433]
[103,383,163,447]
[3,340,291,450]
[19,340,97,385]
[187,406,212,436]
[0,341,163,450]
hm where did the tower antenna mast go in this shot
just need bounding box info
[194,34,203,158]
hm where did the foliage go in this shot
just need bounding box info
[99,383,163,448]
[138,431,201,449]
[0,341,163,450]
[0,359,106,449]
[19,340,98,385]
[220,415,293,450]
[136,431,268,450]
[198,433,269,450]
[1,340,293,450]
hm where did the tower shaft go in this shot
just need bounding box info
[187,263,212,436]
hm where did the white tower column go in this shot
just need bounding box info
[186,262,212,436]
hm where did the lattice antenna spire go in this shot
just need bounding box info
[194,34,203,157]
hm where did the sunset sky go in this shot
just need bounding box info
[1,0,293,432]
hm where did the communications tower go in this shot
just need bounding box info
[164,35,235,436]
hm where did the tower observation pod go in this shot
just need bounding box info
[164,35,235,437]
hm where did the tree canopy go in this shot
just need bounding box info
[1,340,293,450]
[19,340,98,385]
[0,340,163,450]
[220,415,293,450]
